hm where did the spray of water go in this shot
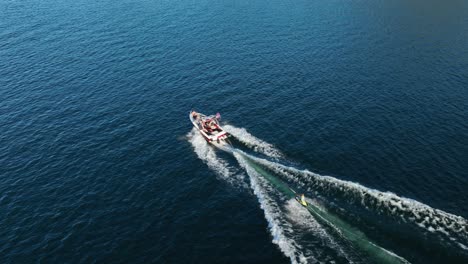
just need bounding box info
[244,153,468,250]
[223,125,283,159]
[188,127,349,262]
[188,124,467,262]
[235,152,314,264]
[238,152,409,263]
[224,124,467,250]
[283,198,352,261]
[187,128,246,188]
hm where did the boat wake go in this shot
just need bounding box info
[223,125,283,159]
[223,125,467,251]
[188,128,350,263]
[235,153,309,264]
[236,150,409,263]
[188,124,468,263]
[187,128,246,188]
[244,154,468,251]
[235,152,351,263]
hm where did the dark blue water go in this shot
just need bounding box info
[1,0,467,263]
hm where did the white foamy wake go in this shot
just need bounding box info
[224,125,283,159]
[284,198,352,262]
[187,128,246,188]
[234,152,310,264]
[285,199,326,231]
[244,153,468,250]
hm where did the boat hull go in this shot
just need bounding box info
[189,111,229,146]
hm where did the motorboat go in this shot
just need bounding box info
[189,110,229,145]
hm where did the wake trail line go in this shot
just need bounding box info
[224,125,466,250]
[223,125,283,159]
[188,129,350,263]
[235,152,323,264]
[236,151,409,264]
[189,123,467,262]
[243,152,468,250]
[187,128,246,188]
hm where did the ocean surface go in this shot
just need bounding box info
[1,0,467,263]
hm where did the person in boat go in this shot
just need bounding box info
[204,119,213,133]
[209,120,217,130]
[192,111,198,118]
